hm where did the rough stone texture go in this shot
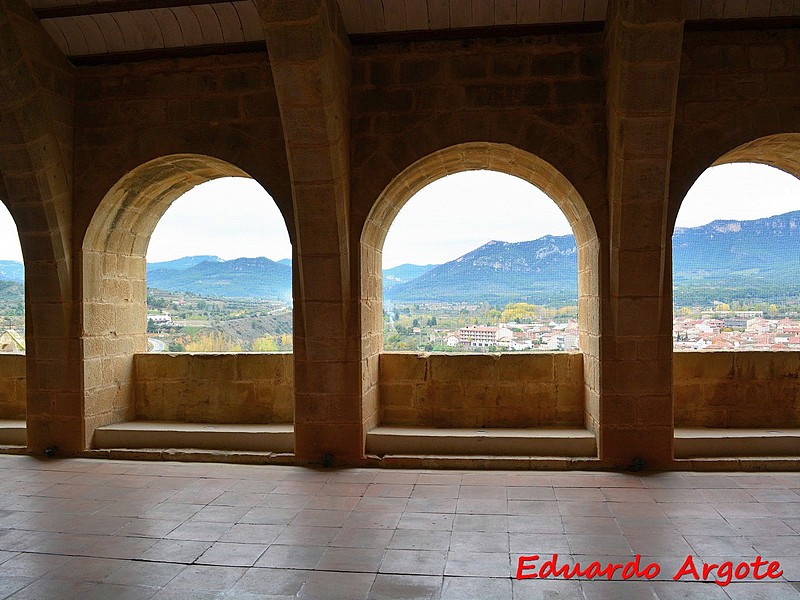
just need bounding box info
[670,28,800,223]
[134,353,293,424]
[380,352,584,428]
[0,0,798,467]
[601,0,685,469]
[674,351,800,428]
[0,355,25,419]
[74,54,291,448]
[0,0,80,453]
[260,0,363,462]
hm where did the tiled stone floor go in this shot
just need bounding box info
[0,455,799,599]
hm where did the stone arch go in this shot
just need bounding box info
[81,153,289,446]
[670,133,800,432]
[670,133,800,233]
[360,142,601,433]
[352,112,606,237]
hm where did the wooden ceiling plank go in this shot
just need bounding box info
[131,9,166,48]
[494,0,516,25]
[723,0,748,17]
[56,16,90,54]
[40,19,71,55]
[112,11,147,50]
[336,0,366,34]
[699,0,725,19]
[450,0,472,28]
[74,13,109,53]
[561,0,584,21]
[360,0,386,32]
[405,0,429,29]
[539,0,561,22]
[171,5,204,45]
[472,0,495,25]
[427,0,450,28]
[384,0,408,30]
[149,7,184,47]
[32,0,236,20]
[583,0,606,20]
[211,3,245,43]
[769,0,794,17]
[232,0,262,42]
[516,0,540,22]
[745,0,771,16]
[190,4,225,45]
[90,13,127,53]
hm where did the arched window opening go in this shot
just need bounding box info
[146,177,292,353]
[673,163,800,351]
[382,170,578,353]
[0,202,24,354]
[361,143,600,442]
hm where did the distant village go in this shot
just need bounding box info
[674,311,800,350]
[3,309,800,354]
[431,321,579,351]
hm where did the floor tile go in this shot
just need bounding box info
[2,457,800,600]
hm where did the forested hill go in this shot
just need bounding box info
[3,211,799,306]
[384,235,579,305]
[672,210,800,306]
[146,256,292,300]
[0,260,23,282]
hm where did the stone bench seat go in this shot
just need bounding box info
[675,428,800,458]
[0,419,26,447]
[366,426,596,457]
[93,421,294,453]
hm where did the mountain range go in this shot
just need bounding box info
[672,209,800,306]
[146,256,292,300]
[0,211,798,306]
[384,235,578,304]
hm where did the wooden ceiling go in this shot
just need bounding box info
[21,0,800,62]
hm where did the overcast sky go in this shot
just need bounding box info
[0,163,797,265]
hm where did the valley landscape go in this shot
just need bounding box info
[1,211,799,352]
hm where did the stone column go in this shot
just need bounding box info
[0,0,79,453]
[602,0,686,468]
[259,0,363,462]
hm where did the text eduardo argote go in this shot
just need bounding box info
[516,554,783,587]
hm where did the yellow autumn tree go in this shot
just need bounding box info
[252,336,279,352]
[185,331,242,352]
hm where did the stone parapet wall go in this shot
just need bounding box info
[379,352,584,428]
[0,355,25,420]
[134,353,293,424]
[674,351,800,428]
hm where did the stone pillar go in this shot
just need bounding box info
[602,0,685,468]
[0,0,80,453]
[259,0,362,462]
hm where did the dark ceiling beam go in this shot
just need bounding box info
[69,40,265,65]
[349,20,605,45]
[34,0,234,20]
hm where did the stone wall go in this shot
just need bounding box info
[379,352,584,428]
[0,355,25,420]
[134,353,293,424]
[674,351,800,428]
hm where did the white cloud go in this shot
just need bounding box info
[382,170,572,268]
[146,177,291,263]
[0,203,22,262]
[675,163,800,228]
